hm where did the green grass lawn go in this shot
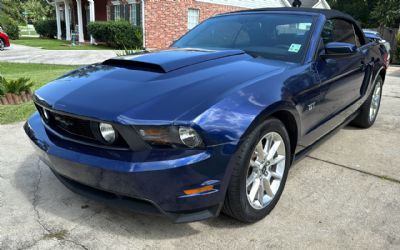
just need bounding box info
[19,25,39,37]
[0,62,78,124]
[12,37,111,50]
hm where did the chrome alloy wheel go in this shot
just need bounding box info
[246,132,286,210]
[369,82,382,122]
[0,39,4,51]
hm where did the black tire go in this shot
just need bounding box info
[222,118,291,223]
[351,76,383,128]
[0,39,4,51]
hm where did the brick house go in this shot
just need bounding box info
[47,0,330,49]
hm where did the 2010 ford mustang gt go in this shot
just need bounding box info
[25,8,386,223]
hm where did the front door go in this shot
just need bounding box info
[316,19,367,120]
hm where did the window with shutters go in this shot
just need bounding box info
[109,3,141,26]
[188,8,200,30]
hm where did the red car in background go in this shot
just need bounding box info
[0,26,10,51]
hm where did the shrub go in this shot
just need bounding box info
[88,21,142,49]
[34,19,57,38]
[0,76,6,96]
[0,16,19,39]
[1,77,33,94]
[34,20,71,39]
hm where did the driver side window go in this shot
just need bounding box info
[322,19,361,47]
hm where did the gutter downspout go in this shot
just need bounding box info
[141,0,146,49]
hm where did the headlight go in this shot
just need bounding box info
[138,126,203,148]
[99,123,116,144]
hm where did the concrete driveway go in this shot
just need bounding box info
[0,67,399,249]
[0,44,117,65]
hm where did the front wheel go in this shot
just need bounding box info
[222,118,291,223]
[0,39,5,51]
[352,76,383,128]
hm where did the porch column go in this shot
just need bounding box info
[55,4,62,40]
[88,0,95,44]
[64,0,71,41]
[76,0,85,43]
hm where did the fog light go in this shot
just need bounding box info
[179,127,202,148]
[99,123,116,144]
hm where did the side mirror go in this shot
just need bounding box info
[322,42,357,58]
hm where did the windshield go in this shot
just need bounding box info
[173,13,314,63]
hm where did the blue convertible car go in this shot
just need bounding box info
[25,8,386,223]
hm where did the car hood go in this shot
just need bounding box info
[34,49,288,124]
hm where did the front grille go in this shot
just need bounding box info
[35,104,129,149]
[52,112,96,140]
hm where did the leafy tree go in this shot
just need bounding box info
[328,0,400,28]
[371,0,400,28]
[0,0,22,39]
[23,0,54,21]
[327,0,378,28]
[0,0,24,24]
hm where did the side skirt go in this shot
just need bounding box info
[293,110,360,163]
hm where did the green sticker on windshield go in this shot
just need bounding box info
[288,43,302,53]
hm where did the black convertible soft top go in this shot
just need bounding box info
[225,7,365,44]
[228,7,357,24]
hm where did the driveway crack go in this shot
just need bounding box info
[63,239,89,250]
[27,159,90,250]
[306,155,400,184]
[32,160,51,234]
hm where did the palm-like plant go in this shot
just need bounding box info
[2,77,33,94]
[0,75,6,96]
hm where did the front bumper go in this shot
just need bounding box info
[25,112,237,223]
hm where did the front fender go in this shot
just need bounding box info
[189,90,300,147]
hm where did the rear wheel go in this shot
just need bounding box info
[352,76,383,128]
[222,118,291,223]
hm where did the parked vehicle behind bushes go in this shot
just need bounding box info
[0,26,10,50]
[0,17,19,40]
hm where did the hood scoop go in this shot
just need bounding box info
[103,58,166,73]
[103,49,245,73]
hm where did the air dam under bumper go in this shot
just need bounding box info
[25,112,235,223]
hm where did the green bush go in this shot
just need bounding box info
[0,16,20,39]
[34,19,57,38]
[0,76,6,96]
[88,21,142,49]
[34,20,71,39]
[0,76,33,94]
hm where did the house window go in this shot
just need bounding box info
[188,8,200,30]
[114,5,121,20]
[110,2,141,26]
[130,4,137,25]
